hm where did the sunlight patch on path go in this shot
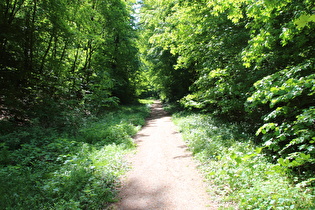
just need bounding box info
[114,101,218,210]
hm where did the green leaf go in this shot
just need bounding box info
[294,14,315,29]
[255,147,263,154]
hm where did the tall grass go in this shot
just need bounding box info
[0,103,150,209]
[173,112,315,209]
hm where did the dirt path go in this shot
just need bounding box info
[114,101,218,210]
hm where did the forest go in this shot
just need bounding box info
[0,0,314,209]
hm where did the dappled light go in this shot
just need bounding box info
[116,101,219,209]
[118,178,169,210]
[1,0,314,209]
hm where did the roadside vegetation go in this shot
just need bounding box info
[173,111,315,209]
[0,1,149,208]
[0,103,150,209]
[140,0,315,209]
[1,0,315,209]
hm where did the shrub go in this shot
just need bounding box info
[173,112,315,209]
[246,61,315,172]
[0,103,150,209]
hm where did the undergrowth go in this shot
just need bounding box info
[0,103,150,209]
[173,112,315,210]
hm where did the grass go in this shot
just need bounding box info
[0,102,151,209]
[173,112,315,209]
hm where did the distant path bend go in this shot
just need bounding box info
[115,101,218,210]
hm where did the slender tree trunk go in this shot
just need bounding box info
[71,48,79,91]
[29,0,37,72]
[53,35,58,59]
[59,40,68,63]
[23,0,37,73]
[39,32,54,73]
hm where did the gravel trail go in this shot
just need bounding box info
[114,101,218,210]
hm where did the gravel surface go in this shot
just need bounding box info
[113,101,219,210]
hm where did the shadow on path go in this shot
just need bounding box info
[147,101,168,120]
[116,178,169,210]
[112,100,217,210]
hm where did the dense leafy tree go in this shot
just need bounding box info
[138,0,315,172]
[1,0,314,192]
[138,0,196,102]
[0,0,139,124]
[241,0,315,171]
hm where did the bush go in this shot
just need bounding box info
[173,112,315,209]
[0,103,150,209]
[246,61,315,173]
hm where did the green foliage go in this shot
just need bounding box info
[0,0,139,123]
[138,1,196,101]
[247,60,315,172]
[42,143,126,209]
[139,0,315,179]
[173,112,315,209]
[137,0,315,208]
[0,103,150,209]
[294,13,315,29]
[79,105,150,146]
